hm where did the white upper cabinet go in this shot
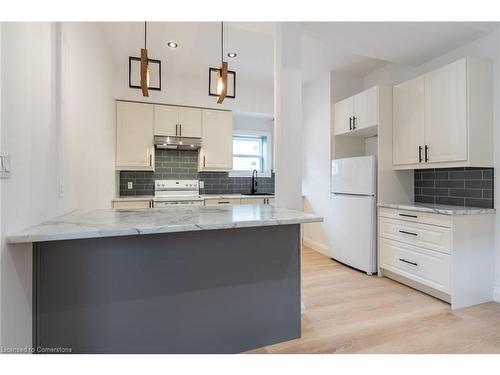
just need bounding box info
[393,76,425,166]
[178,107,202,138]
[154,105,202,137]
[198,109,233,171]
[116,101,154,171]
[353,86,378,131]
[334,97,354,135]
[393,57,492,170]
[424,59,467,164]
[334,86,379,137]
[154,105,178,136]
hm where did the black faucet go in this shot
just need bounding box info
[251,169,258,194]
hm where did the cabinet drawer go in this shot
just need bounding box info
[379,217,451,254]
[380,238,451,293]
[378,207,451,228]
[204,198,241,206]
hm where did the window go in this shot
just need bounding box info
[230,132,272,177]
[233,136,263,171]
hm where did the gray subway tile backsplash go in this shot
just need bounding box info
[414,167,493,208]
[120,149,275,196]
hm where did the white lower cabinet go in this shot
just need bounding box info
[379,237,451,294]
[378,207,494,309]
[204,198,241,206]
[240,197,274,205]
[204,196,275,206]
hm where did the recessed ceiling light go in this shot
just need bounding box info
[167,41,178,49]
[227,52,237,58]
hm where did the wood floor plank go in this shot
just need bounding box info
[246,246,500,354]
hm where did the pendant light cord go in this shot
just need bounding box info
[220,21,224,64]
[144,21,147,49]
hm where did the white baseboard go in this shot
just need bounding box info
[303,237,329,257]
[494,287,500,303]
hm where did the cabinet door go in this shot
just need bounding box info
[393,76,425,166]
[178,107,202,138]
[154,105,178,136]
[424,59,467,164]
[116,102,154,170]
[334,97,354,135]
[200,110,233,171]
[353,86,378,130]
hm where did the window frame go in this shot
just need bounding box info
[229,130,273,177]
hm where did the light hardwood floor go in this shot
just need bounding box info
[247,246,500,354]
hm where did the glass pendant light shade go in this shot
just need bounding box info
[216,71,224,95]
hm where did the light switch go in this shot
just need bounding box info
[0,153,11,179]
[128,182,133,190]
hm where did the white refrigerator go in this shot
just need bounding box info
[330,155,377,275]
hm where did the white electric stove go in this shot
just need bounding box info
[153,180,204,208]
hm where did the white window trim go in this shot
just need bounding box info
[229,129,273,178]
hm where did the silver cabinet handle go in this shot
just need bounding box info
[179,124,182,136]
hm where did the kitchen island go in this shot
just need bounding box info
[7,205,322,354]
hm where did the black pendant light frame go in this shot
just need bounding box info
[129,21,162,92]
[208,22,236,99]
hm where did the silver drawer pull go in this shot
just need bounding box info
[399,230,418,236]
[399,213,418,218]
[399,258,418,266]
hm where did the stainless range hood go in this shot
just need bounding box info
[154,136,201,150]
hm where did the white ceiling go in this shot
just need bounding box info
[99,22,275,86]
[98,21,499,86]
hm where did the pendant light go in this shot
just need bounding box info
[216,22,228,103]
[140,21,150,97]
[208,22,236,102]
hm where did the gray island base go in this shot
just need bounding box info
[14,205,323,353]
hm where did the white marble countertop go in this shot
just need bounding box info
[7,205,322,244]
[378,202,495,215]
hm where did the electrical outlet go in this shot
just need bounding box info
[199,181,204,189]
[128,181,133,190]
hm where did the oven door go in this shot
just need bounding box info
[153,200,204,208]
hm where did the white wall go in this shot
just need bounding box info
[233,112,273,133]
[0,21,3,345]
[0,22,116,349]
[302,72,332,254]
[1,22,60,349]
[274,23,303,210]
[58,22,116,211]
[363,29,500,302]
[302,70,365,254]
[114,60,274,115]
